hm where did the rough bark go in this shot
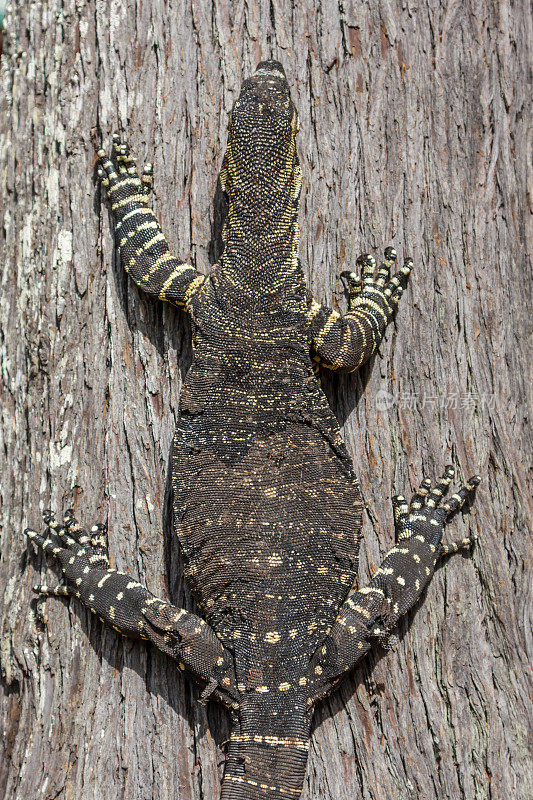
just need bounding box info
[0,1,531,799]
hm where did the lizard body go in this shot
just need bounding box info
[26,61,480,799]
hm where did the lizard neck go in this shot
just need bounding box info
[219,222,304,302]
[218,135,304,303]
[220,194,305,306]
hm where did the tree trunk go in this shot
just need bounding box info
[1,1,531,799]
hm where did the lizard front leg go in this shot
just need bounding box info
[307,467,480,706]
[95,135,205,307]
[25,510,238,709]
[307,247,412,372]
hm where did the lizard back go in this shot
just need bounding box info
[173,277,364,668]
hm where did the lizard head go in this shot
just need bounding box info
[220,60,302,214]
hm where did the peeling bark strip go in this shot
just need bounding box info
[0,1,531,799]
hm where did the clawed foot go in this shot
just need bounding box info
[392,466,481,558]
[96,134,153,210]
[25,510,110,600]
[341,247,413,315]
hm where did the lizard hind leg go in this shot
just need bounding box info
[25,509,240,708]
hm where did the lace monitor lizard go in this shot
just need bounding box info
[26,61,481,800]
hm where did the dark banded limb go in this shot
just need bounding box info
[307,248,412,372]
[307,468,480,706]
[25,510,238,709]
[96,135,206,308]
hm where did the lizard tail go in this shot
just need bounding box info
[220,726,310,800]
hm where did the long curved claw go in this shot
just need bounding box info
[375,246,397,287]
[391,494,409,527]
[340,269,362,311]
[438,475,481,519]
[439,534,478,557]
[25,527,64,556]
[384,257,413,305]
[141,163,154,197]
[360,253,376,286]
[62,509,91,545]
[425,465,455,508]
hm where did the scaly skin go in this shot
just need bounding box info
[26,61,480,800]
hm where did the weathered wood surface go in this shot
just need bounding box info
[1,1,531,798]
